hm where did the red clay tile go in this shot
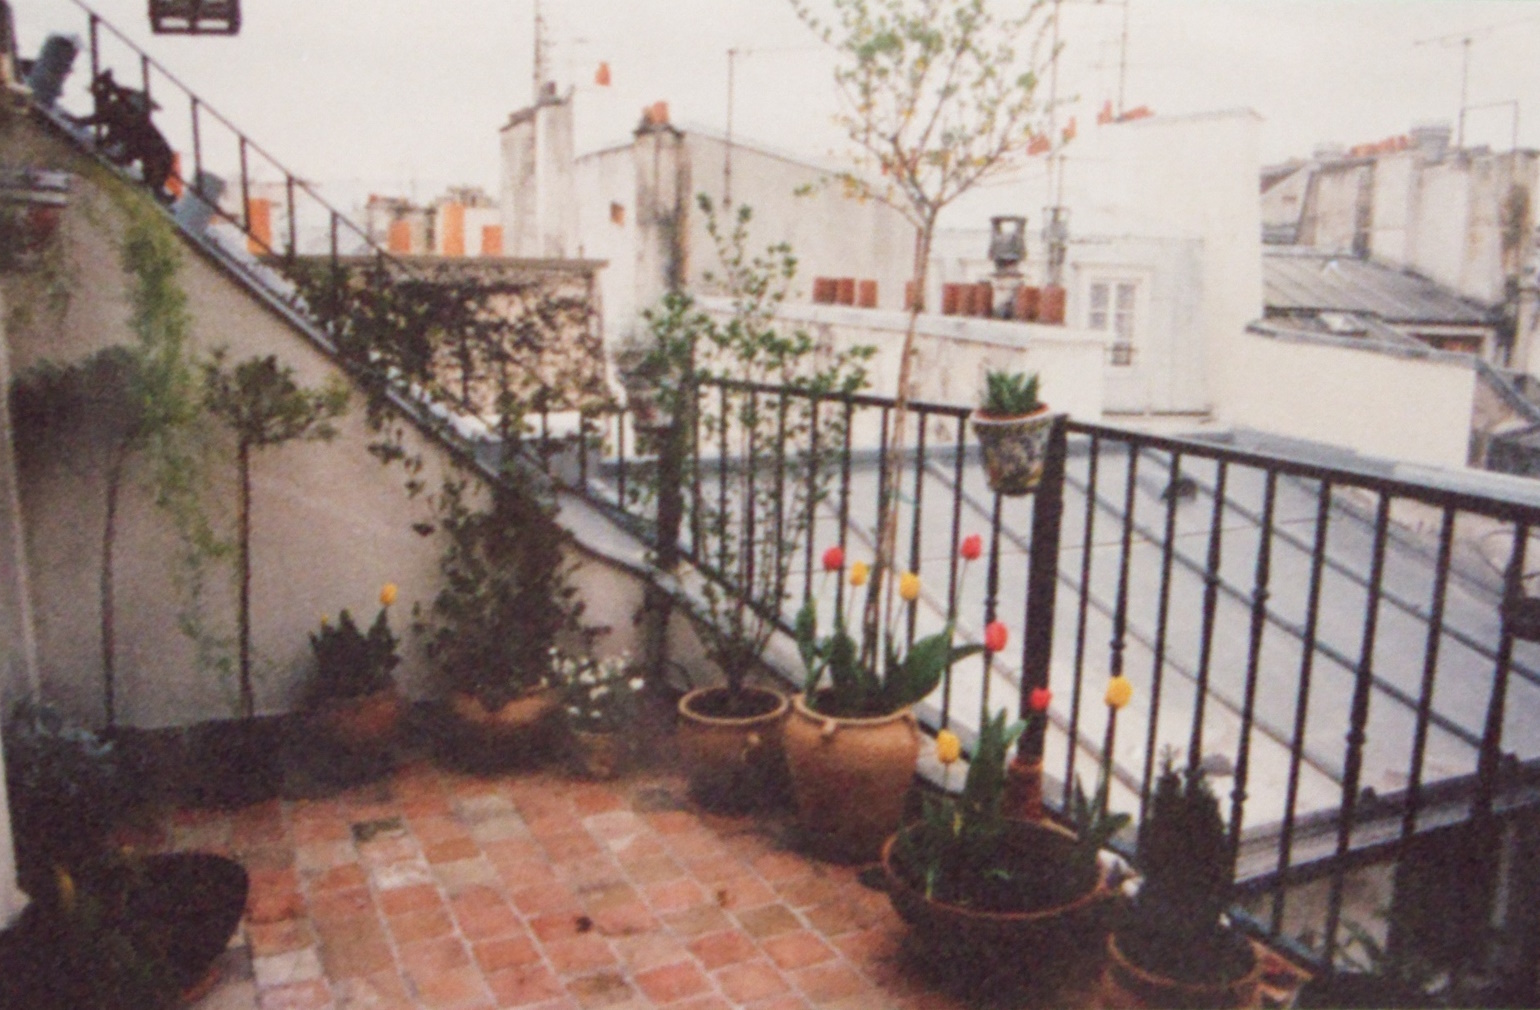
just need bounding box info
[644,877,707,914]
[752,851,813,883]
[833,926,902,966]
[710,875,777,911]
[396,935,471,975]
[612,932,692,974]
[292,817,352,845]
[474,934,541,972]
[714,959,791,1003]
[317,935,394,979]
[387,907,456,944]
[247,918,314,957]
[332,970,414,1009]
[512,882,581,917]
[588,900,657,937]
[762,930,838,970]
[482,837,544,865]
[498,856,561,890]
[565,970,635,1007]
[542,933,617,975]
[411,815,470,844]
[775,875,842,909]
[645,811,698,835]
[425,837,482,864]
[571,784,625,815]
[620,853,684,884]
[683,855,742,885]
[378,883,442,916]
[487,962,566,1007]
[790,962,871,1003]
[454,897,522,940]
[307,863,368,894]
[406,964,491,1009]
[735,903,802,939]
[539,830,603,862]
[247,887,304,925]
[662,905,732,937]
[687,929,759,970]
[635,960,711,1004]
[663,831,727,862]
[530,911,589,942]
[669,999,734,1010]
[256,980,332,1010]
[307,887,374,923]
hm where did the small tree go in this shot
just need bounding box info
[203,353,348,718]
[792,0,1051,630]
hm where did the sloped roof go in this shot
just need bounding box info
[1263,249,1494,325]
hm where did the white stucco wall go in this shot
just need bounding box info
[701,299,1105,446]
[1223,328,1477,469]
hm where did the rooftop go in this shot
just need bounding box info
[1263,249,1494,326]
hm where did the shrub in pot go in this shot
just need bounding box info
[884,706,1126,991]
[418,474,590,766]
[787,543,986,861]
[305,582,404,781]
[1104,755,1263,1009]
[971,369,1054,495]
[557,651,642,779]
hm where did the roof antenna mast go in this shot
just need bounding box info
[533,0,548,103]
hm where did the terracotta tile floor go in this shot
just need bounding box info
[150,760,1039,1010]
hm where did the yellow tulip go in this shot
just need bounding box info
[935,729,961,765]
[849,561,870,587]
[380,583,398,607]
[55,866,75,913]
[1105,676,1133,711]
[899,571,921,603]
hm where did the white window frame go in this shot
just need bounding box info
[1084,275,1143,367]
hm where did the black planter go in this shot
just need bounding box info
[190,716,285,808]
[0,853,248,1009]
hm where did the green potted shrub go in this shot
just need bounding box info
[556,650,642,780]
[883,705,1123,989]
[1104,755,1264,1009]
[306,582,405,773]
[419,475,589,764]
[785,540,987,861]
[971,369,1054,495]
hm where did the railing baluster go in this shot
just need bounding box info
[616,409,627,510]
[835,398,854,618]
[577,411,589,492]
[942,414,967,730]
[1019,417,1067,818]
[239,136,250,234]
[139,53,150,108]
[1324,492,1392,965]
[773,391,788,605]
[88,16,100,144]
[718,384,730,577]
[906,413,927,646]
[285,175,297,258]
[1065,433,1100,806]
[1108,445,1139,681]
[982,492,1004,724]
[1402,507,1456,844]
[1272,478,1332,935]
[1188,460,1229,771]
[803,396,819,605]
[744,390,758,600]
[190,95,203,200]
[1141,450,1182,821]
[1229,470,1277,871]
[690,381,703,564]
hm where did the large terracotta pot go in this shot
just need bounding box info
[881,819,1111,974]
[451,687,561,736]
[570,728,627,780]
[783,693,921,862]
[1103,931,1264,1010]
[317,687,404,750]
[677,686,789,811]
[971,406,1055,496]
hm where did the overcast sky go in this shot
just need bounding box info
[13,1,1540,223]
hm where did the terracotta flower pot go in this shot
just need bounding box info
[1103,931,1265,1010]
[972,406,1055,496]
[783,693,921,862]
[317,687,404,750]
[571,728,627,780]
[451,687,561,737]
[881,820,1111,973]
[676,686,789,812]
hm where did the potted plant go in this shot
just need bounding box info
[305,582,405,774]
[971,369,1054,495]
[882,704,1125,988]
[556,650,641,779]
[201,351,349,805]
[1103,754,1264,1009]
[419,475,589,765]
[786,541,986,861]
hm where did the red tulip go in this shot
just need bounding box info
[960,534,983,561]
[1029,687,1052,712]
[822,546,845,571]
[984,621,1008,653]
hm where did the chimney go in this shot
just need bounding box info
[1410,122,1452,162]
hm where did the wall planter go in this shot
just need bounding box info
[1102,932,1264,1010]
[782,692,921,862]
[882,818,1111,979]
[972,405,1056,495]
[677,685,789,812]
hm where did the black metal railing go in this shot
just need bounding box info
[546,378,1540,987]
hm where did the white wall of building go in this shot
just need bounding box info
[1223,327,1476,469]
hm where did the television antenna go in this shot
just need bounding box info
[1415,15,1540,148]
